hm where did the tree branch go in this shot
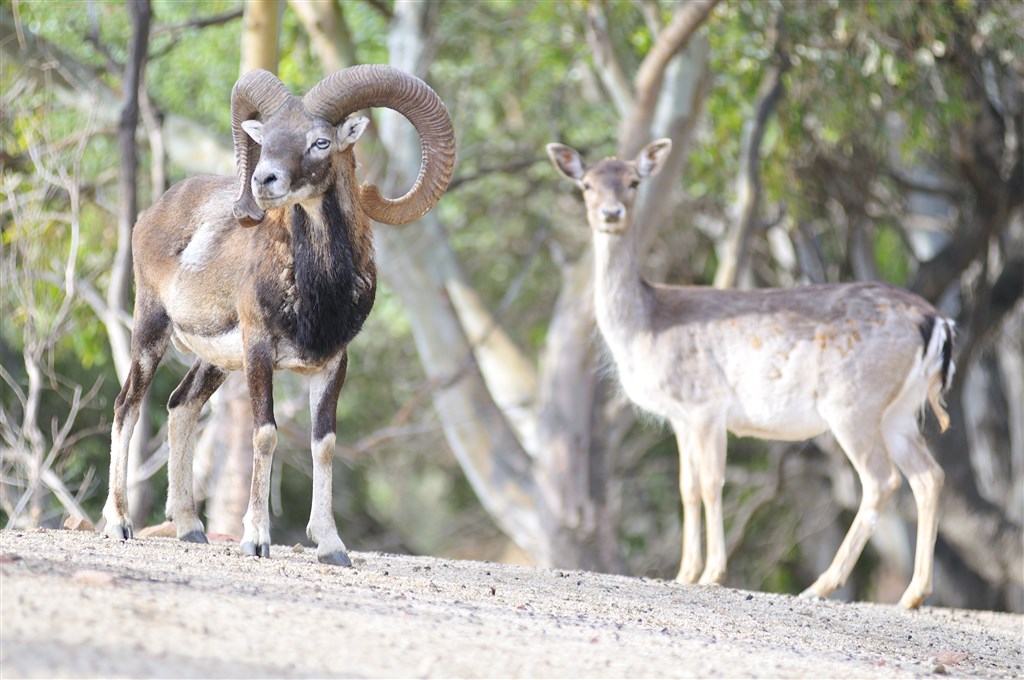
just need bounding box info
[446,154,548,192]
[585,1,636,119]
[619,0,721,157]
[714,25,789,289]
[151,6,243,35]
[363,0,394,22]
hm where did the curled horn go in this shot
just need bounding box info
[230,70,294,227]
[303,64,456,225]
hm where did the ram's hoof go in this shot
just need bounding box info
[179,530,209,544]
[102,522,133,541]
[241,541,271,558]
[318,550,352,567]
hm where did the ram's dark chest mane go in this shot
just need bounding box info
[261,190,376,363]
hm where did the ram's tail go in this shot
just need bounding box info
[919,314,955,432]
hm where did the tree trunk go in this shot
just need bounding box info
[375,0,548,561]
[115,0,153,526]
[239,0,281,74]
[714,45,786,290]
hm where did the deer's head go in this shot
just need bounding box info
[547,139,672,234]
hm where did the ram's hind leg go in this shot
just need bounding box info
[165,359,228,543]
[306,353,351,566]
[102,296,171,540]
[241,340,276,558]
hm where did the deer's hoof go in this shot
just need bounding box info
[798,587,826,601]
[898,589,928,610]
[318,550,352,567]
[241,541,270,559]
[179,530,209,544]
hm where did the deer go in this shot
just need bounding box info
[101,66,455,566]
[547,139,954,608]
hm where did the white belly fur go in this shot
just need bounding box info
[172,328,245,371]
[171,328,329,373]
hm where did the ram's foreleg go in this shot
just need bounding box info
[306,352,352,566]
[241,338,276,558]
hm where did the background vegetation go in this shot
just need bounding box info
[2,0,1021,611]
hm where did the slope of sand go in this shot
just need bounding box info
[1,528,1021,678]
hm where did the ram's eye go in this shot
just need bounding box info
[313,138,331,151]
[582,182,593,192]
[628,180,640,189]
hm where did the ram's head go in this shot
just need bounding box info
[230,66,456,227]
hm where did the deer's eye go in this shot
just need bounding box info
[628,180,640,190]
[582,182,593,192]
[313,138,331,151]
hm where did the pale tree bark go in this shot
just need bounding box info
[373,0,548,560]
[287,0,355,74]
[617,0,720,160]
[239,0,281,74]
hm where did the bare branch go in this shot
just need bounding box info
[151,6,244,36]
[447,154,548,192]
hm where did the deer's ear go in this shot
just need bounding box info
[547,143,586,182]
[636,138,672,178]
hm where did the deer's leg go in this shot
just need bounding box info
[802,420,901,600]
[884,423,944,609]
[101,298,170,540]
[673,424,703,583]
[306,352,351,567]
[240,340,276,559]
[696,420,728,584]
[165,359,228,544]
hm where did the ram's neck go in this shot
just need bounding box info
[289,187,377,360]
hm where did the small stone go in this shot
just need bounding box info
[291,543,304,553]
[73,569,116,586]
[63,516,95,532]
[136,521,176,538]
[932,662,947,674]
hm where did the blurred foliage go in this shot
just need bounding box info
[2,0,1020,604]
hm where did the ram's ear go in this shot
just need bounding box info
[241,119,264,145]
[337,116,369,150]
[635,138,672,178]
[546,143,586,182]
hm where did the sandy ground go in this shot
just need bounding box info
[1,528,1021,679]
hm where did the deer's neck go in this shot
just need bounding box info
[591,227,653,350]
